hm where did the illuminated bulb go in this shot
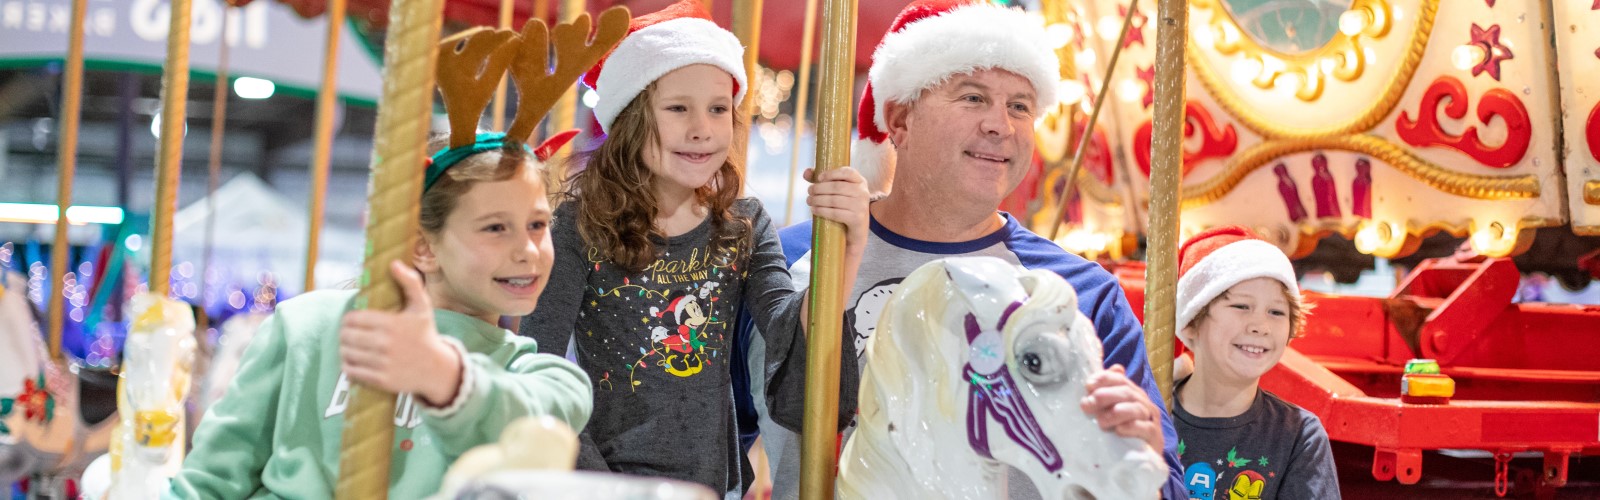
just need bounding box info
[1076,48,1097,69]
[1057,80,1087,106]
[1453,44,1486,70]
[1338,10,1367,36]
[1046,23,1074,49]
[1116,78,1143,102]
[1231,58,1263,85]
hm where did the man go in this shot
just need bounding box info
[748,1,1186,499]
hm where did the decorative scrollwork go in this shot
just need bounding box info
[1395,75,1531,169]
[1193,0,1392,101]
[1133,101,1238,178]
[1187,0,1439,139]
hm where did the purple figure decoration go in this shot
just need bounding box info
[1311,153,1341,219]
[1273,163,1309,222]
[1352,158,1373,219]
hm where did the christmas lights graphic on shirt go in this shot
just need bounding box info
[589,247,739,392]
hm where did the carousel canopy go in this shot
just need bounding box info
[249,0,911,72]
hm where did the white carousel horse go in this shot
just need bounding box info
[435,416,716,500]
[1,270,118,489]
[837,257,1168,499]
[101,292,197,499]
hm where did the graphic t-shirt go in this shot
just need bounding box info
[1172,376,1340,500]
[521,198,803,496]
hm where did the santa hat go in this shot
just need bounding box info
[1175,226,1299,348]
[854,0,1059,197]
[583,0,747,134]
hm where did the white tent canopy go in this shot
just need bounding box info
[172,173,363,297]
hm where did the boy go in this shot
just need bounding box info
[1171,226,1339,500]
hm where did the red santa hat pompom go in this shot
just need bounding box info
[853,0,1059,198]
[1175,226,1300,348]
[583,0,747,134]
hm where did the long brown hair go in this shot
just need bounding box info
[565,82,750,273]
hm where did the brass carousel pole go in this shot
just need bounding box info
[306,0,347,292]
[491,0,514,131]
[149,0,195,298]
[732,0,763,188]
[1145,0,1187,407]
[204,3,234,308]
[1047,0,1138,242]
[47,0,87,361]
[546,0,584,182]
[334,0,446,497]
[781,0,817,226]
[799,0,853,497]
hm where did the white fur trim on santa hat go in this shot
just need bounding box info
[867,3,1058,132]
[850,136,896,199]
[1175,239,1299,348]
[592,18,747,134]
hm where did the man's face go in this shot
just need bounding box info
[885,69,1038,208]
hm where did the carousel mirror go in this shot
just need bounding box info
[1221,0,1351,54]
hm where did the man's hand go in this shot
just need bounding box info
[339,260,464,407]
[1080,364,1164,452]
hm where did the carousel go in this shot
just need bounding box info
[2,0,1597,499]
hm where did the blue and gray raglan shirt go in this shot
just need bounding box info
[745,211,1186,500]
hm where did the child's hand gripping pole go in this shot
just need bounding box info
[339,261,464,407]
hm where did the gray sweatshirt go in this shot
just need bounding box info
[520,198,818,496]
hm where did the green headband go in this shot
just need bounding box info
[424,132,533,195]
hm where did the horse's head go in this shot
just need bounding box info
[870,257,1166,499]
[120,293,196,463]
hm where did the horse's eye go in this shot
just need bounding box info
[1015,333,1070,386]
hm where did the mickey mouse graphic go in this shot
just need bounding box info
[649,284,718,377]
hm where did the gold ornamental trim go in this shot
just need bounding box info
[1181,134,1540,210]
[1187,0,1439,139]
[1585,180,1600,205]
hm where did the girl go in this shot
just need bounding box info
[169,137,593,498]
[519,1,870,496]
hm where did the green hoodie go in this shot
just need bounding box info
[168,290,592,499]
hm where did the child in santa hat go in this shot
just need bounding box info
[518,0,869,496]
[1171,226,1339,500]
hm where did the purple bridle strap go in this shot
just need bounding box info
[963,309,1065,472]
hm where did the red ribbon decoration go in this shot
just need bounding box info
[1395,75,1531,169]
[1134,101,1238,178]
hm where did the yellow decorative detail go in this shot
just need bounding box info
[1585,180,1600,205]
[134,409,182,448]
[131,299,167,332]
[1181,135,1540,210]
[1402,374,1455,398]
[1187,0,1439,138]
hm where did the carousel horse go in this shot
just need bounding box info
[101,292,196,498]
[434,416,716,500]
[836,257,1168,499]
[0,270,118,488]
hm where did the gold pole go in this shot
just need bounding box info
[204,4,233,311]
[547,0,584,182]
[799,0,853,497]
[334,0,446,496]
[47,0,87,362]
[1048,0,1138,241]
[732,0,763,193]
[781,0,817,226]
[149,0,194,297]
[306,0,346,292]
[1145,0,1187,408]
[491,0,514,131]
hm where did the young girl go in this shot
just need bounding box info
[169,138,593,498]
[519,1,869,496]
[1170,226,1338,500]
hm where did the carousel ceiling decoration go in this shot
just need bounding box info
[1040,0,1569,259]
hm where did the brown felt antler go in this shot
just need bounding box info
[436,27,520,148]
[505,6,630,143]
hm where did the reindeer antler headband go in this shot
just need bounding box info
[423,7,630,194]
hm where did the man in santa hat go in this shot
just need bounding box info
[751,1,1186,498]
